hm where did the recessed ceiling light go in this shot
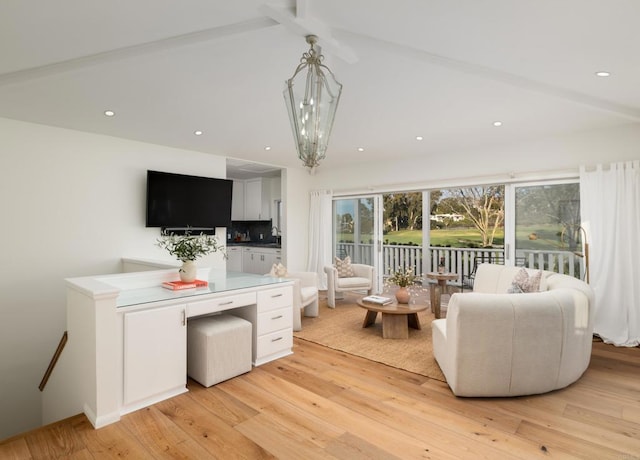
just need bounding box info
[415,136,423,141]
[357,147,365,152]
[264,146,271,151]
[595,71,611,77]
[104,110,115,117]
[193,130,203,136]
[493,121,503,127]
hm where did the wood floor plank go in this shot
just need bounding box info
[562,404,640,453]
[22,415,91,459]
[154,392,276,459]
[218,374,347,450]
[2,338,640,460]
[186,378,260,426]
[0,438,32,460]
[235,413,338,460]
[330,387,515,459]
[74,416,151,458]
[624,405,640,425]
[516,420,631,459]
[324,432,402,460]
[320,365,524,435]
[119,405,214,459]
[240,367,459,459]
[488,395,640,455]
[258,359,349,399]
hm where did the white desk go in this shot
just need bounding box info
[42,267,294,430]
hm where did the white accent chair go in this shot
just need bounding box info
[324,264,375,308]
[286,271,320,331]
[432,263,594,397]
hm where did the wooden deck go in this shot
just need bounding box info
[1,339,639,459]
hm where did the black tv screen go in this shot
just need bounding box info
[146,170,232,230]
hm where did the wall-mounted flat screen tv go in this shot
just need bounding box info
[146,170,233,230]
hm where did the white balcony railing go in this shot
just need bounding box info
[336,243,585,284]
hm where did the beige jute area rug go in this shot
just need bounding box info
[294,291,446,382]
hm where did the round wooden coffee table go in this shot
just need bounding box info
[357,298,428,339]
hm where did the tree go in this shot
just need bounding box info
[440,186,505,247]
[383,192,422,231]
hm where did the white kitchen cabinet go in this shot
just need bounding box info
[123,304,186,407]
[244,178,271,220]
[227,246,243,271]
[242,247,282,274]
[262,247,282,270]
[231,180,245,220]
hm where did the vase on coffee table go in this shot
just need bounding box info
[395,286,410,304]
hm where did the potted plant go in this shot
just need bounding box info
[156,229,226,282]
[386,266,423,304]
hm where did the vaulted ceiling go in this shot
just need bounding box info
[1,0,638,176]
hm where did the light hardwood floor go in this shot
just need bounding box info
[1,339,639,459]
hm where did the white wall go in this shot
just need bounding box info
[0,118,228,440]
[281,167,312,272]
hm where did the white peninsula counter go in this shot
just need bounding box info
[42,267,294,430]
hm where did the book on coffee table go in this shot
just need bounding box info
[362,295,393,305]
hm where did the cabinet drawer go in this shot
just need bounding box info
[257,306,292,335]
[187,292,256,318]
[256,328,293,358]
[257,286,293,312]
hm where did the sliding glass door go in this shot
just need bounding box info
[505,181,583,278]
[332,195,383,292]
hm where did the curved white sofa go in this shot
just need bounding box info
[432,263,594,397]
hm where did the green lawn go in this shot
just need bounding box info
[383,228,504,247]
[374,224,565,249]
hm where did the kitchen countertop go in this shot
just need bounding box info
[227,242,281,248]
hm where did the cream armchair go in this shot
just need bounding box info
[286,271,320,331]
[324,264,374,308]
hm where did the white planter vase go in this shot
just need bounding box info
[179,260,197,282]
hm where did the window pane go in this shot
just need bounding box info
[515,183,582,277]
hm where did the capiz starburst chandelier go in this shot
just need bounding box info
[283,35,343,173]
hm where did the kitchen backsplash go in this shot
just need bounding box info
[228,220,278,244]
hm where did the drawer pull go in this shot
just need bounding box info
[271,315,283,320]
[218,301,234,306]
[271,336,283,342]
[271,293,283,298]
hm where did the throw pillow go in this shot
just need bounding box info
[507,267,543,293]
[335,256,355,278]
[269,263,288,278]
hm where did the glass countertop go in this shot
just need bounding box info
[115,271,288,308]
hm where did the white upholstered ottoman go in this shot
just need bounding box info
[187,314,252,387]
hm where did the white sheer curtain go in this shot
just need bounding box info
[306,190,333,290]
[580,161,640,347]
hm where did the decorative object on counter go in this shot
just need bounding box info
[385,267,425,304]
[269,263,288,277]
[284,35,342,174]
[156,228,226,282]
